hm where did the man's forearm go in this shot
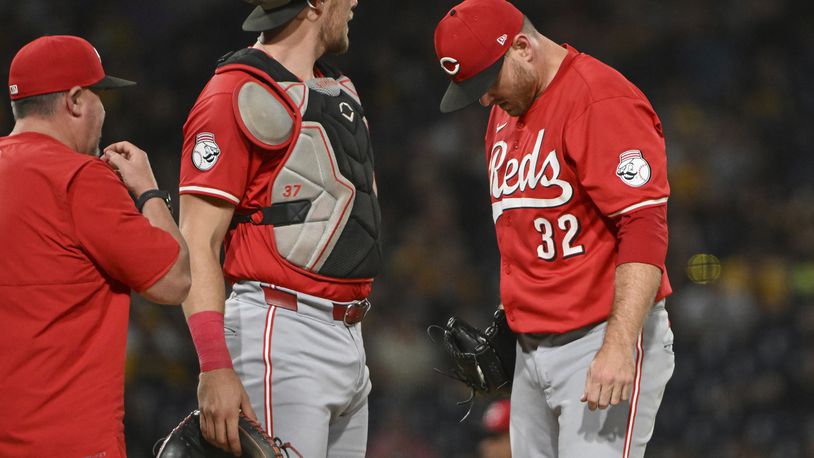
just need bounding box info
[181,243,227,318]
[182,239,234,372]
[603,262,662,349]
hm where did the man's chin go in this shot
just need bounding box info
[328,40,350,55]
[504,106,521,117]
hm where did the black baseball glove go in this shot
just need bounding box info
[154,410,300,458]
[428,308,517,418]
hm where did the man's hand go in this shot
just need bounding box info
[198,368,259,456]
[101,141,159,196]
[580,341,635,411]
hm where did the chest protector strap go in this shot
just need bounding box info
[230,199,311,228]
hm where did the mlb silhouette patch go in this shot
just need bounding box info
[192,132,221,172]
[616,150,651,187]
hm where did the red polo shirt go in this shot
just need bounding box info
[0,132,179,457]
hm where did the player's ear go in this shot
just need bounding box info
[511,34,533,62]
[306,0,324,16]
[66,86,84,117]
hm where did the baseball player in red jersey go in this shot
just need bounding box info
[434,1,675,456]
[0,36,190,457]
[179,0,380,456]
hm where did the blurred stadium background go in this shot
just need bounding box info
[2,0,813,456]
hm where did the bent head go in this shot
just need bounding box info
[7,35,134,154]
[478,41,539,117]
[434,0,540,116]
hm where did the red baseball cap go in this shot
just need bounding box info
[482,399,511,433]
[8,35,135,101]
[434,0,523,113]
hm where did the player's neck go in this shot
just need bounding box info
[255,27,324,82]
[534,37,569,98]
[10,117,80,153]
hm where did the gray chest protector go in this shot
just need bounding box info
[222,49,381,279]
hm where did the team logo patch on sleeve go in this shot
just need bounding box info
[192,132,221,171]
[616,150,651,187]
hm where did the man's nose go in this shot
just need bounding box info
[479,92,494,107]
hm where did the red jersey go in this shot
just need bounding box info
[485,46,672,334]
[180,62,372,301]
[0,132,179,457]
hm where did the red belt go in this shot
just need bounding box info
[261,285,370,326]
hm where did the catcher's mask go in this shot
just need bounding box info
[242,0,314,32]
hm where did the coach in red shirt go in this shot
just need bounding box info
[0,35,191,457]
[434,1,675,457]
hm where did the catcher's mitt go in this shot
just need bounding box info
[428,308,516,419]
[154,410,300,458]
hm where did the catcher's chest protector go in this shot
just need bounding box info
[220,49,381,279]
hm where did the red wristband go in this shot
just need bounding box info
[187,311,233,372]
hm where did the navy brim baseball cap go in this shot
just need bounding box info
[243,0,309,32]
[440,56,503,113]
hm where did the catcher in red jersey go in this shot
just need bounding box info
[434,1,675,457]
[179,0,380,456]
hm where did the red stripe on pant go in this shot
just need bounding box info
[623,333,644,458]
[263,306,278,436]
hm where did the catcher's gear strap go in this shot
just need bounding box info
[230,199,311,229]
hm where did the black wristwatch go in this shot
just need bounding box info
[135,189,172,213]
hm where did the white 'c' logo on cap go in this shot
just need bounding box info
[440,57,460,76]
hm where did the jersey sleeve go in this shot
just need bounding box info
[615,204,668,269]
[69,161,180,292]
[179,86,250,205]
[564,96,669,218]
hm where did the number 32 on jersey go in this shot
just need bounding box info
[533,213,584,261]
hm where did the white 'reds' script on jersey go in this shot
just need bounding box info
[490,129,573,222]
